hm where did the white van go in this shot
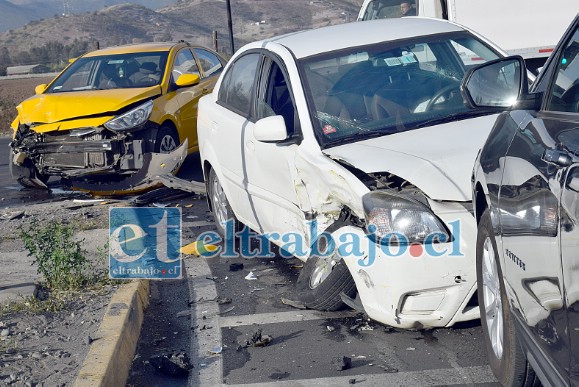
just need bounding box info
[357,0,577,72]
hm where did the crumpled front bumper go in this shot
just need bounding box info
[334,201,479,329]
[69,139,189,195]
[10,122,192,195]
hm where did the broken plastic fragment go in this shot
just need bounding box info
[280,298,306,310]
[332,356,352,371]
[244,271,258,280]
[180,241,219,256]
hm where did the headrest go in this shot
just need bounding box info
[140,62,157,74]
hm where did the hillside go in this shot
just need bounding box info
[160,0,361,47]
[0,0,177,32]
[0,0,46,31]
[0,0,363,60]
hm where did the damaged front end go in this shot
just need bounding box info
[9,117,188,196]
[301,155,479,328]
[348,171,479,328]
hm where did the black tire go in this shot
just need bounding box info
[155,125,180,153]
[296,228,357,311]
[477,210,538,386]
[207,168,240,240]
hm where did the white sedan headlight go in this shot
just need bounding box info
[363,191,449,244]
[105,100,153,131]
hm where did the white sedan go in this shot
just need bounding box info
[197,17,509,329]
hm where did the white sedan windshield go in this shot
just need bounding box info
[300,32,500,146]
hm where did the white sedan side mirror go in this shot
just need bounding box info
[253,115,288,142]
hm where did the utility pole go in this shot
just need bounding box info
[62,0,70,16]
[226,0,235,55]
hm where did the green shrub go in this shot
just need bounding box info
[19,220,91,290]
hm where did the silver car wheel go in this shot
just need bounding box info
[159,134,177,153]
[481,236,503,360]
[211,174,229,226]
[309,253,338,289]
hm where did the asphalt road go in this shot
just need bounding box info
[127,194,499,387]
[0,137,498,386]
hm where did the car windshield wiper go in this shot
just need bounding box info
[325,127,396,147]
[414,109,499,129]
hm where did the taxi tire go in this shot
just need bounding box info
[155,125,180,153]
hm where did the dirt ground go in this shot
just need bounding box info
[0,76,56,137]
[0,198,120,387]
[0,184,210,386]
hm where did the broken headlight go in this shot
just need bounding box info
[105,100,153,131]
[362,190,449,244]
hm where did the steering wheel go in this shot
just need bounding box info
[425,84,461,111]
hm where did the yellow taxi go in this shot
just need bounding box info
[9,41,226,194]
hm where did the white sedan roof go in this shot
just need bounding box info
[259,18,465,59]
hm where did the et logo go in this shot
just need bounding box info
[109,207,182,279]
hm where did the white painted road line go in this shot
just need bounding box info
[220,310,359,328]
[186,257,223,387]
[226,365,497,386]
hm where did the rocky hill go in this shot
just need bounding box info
[0,0,46,32]
[0,0,176,32]
[0,0,363,59]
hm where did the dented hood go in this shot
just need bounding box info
[16,86,161,126]
[323,114,500,202]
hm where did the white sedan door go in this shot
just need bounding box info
[242,57,308,239]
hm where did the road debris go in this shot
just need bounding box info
[280,297,307,310]
[229,263,244,272]
[326,326,336,332]
[217,297,232,305]
[180,241,219,256]
[332,356,352,371]
[149,351,193,377]
[208,346,223,355]
[219,306,235,315]
[0,211,25,221]
[244,271,258,280]
[176,310,190,318]
[378,364,399,373]
[359,323,374,331]
[72,199,105,203]
[238,328,273,349]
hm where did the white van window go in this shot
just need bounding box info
[361,0,418,20]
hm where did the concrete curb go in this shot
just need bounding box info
[74,279,149,387]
